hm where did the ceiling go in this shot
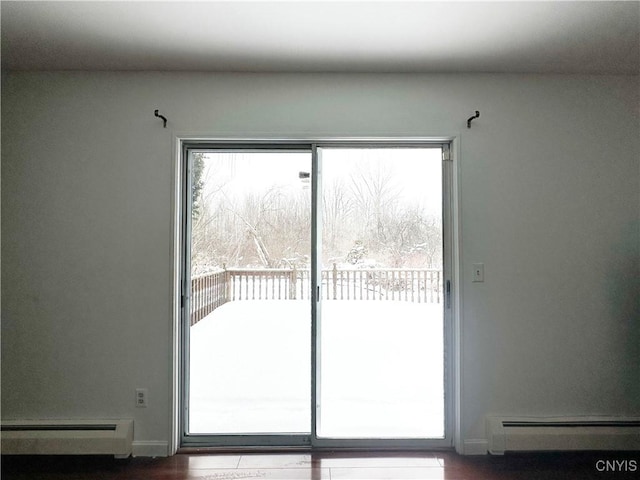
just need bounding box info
[2,1,639,74]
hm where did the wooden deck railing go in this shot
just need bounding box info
[190,269,227,325]
[190,265,442,325]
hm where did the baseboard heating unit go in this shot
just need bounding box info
[1,419,133,458]
[486,416,640,455]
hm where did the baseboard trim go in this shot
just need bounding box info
[463,439,488,455]
[132,441,169,457]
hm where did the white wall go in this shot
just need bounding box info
[2,72,639,454]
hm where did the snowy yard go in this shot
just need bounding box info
[189,300,444,438]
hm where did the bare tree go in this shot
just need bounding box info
[190,151,441,273]
[322,178,353,259]
[349,160,401,251]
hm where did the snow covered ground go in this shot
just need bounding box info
[189,300,444,438]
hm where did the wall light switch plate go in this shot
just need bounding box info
[473,263,484,282]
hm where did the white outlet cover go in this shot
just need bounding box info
[135,388,148,408]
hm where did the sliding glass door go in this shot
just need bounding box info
[316,147,445,440]
[181,141,451,448]
[185,148,312,443]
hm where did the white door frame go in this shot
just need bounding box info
[170,136,462,453]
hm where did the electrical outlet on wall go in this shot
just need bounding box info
[135,388,148,408]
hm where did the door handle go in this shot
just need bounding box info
[446,280,451,309]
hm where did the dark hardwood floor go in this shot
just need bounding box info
[2,450,639,479]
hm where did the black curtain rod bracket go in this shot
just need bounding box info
[154,109,168,128]
[467,110,480,128]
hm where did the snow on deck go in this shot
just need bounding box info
[189,300,444,438]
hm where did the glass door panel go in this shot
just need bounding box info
[317,147,445,439]
[187,150,312,435]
